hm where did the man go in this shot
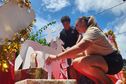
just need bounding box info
[60,16,79,49]
[60,16,79,78]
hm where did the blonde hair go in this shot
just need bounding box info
[88,16,97,27]
[77,16,97,28]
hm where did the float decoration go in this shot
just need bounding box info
[16,0,31,9]
[0,0,35,72]
[105,30,119,50]
[0,19,35,72]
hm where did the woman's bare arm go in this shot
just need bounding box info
[56,39,92,60]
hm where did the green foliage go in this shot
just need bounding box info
[28,21,56,46]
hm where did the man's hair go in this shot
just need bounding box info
[61,16,70,23]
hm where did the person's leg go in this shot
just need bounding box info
[69,65,95,84]
[69,65,79,79]
[72,56,113,84]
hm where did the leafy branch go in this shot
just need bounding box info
[28,21,56,46]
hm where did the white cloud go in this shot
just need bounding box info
[34,16,48,29]
[116,34,126,59]
[32,15,48,32]
[41,0,70,12]
[0,3,3,6]
[114,17,126,58]
[112,2,126,15]
[75,0,126,15]
[105,15,126,32]
[115,21,126,35]
[104,16,126,58]
[0,1,4,6]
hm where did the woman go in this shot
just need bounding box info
[46,16,123,84]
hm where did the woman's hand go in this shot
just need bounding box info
[46,55,57,65]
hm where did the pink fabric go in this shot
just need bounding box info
[107,75,118,83]
[115,71,124,80]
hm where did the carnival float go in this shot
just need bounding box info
[0,0,125,84]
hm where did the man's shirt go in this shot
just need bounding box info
[60,27,79,49]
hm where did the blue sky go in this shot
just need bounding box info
[30,0,126,58]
